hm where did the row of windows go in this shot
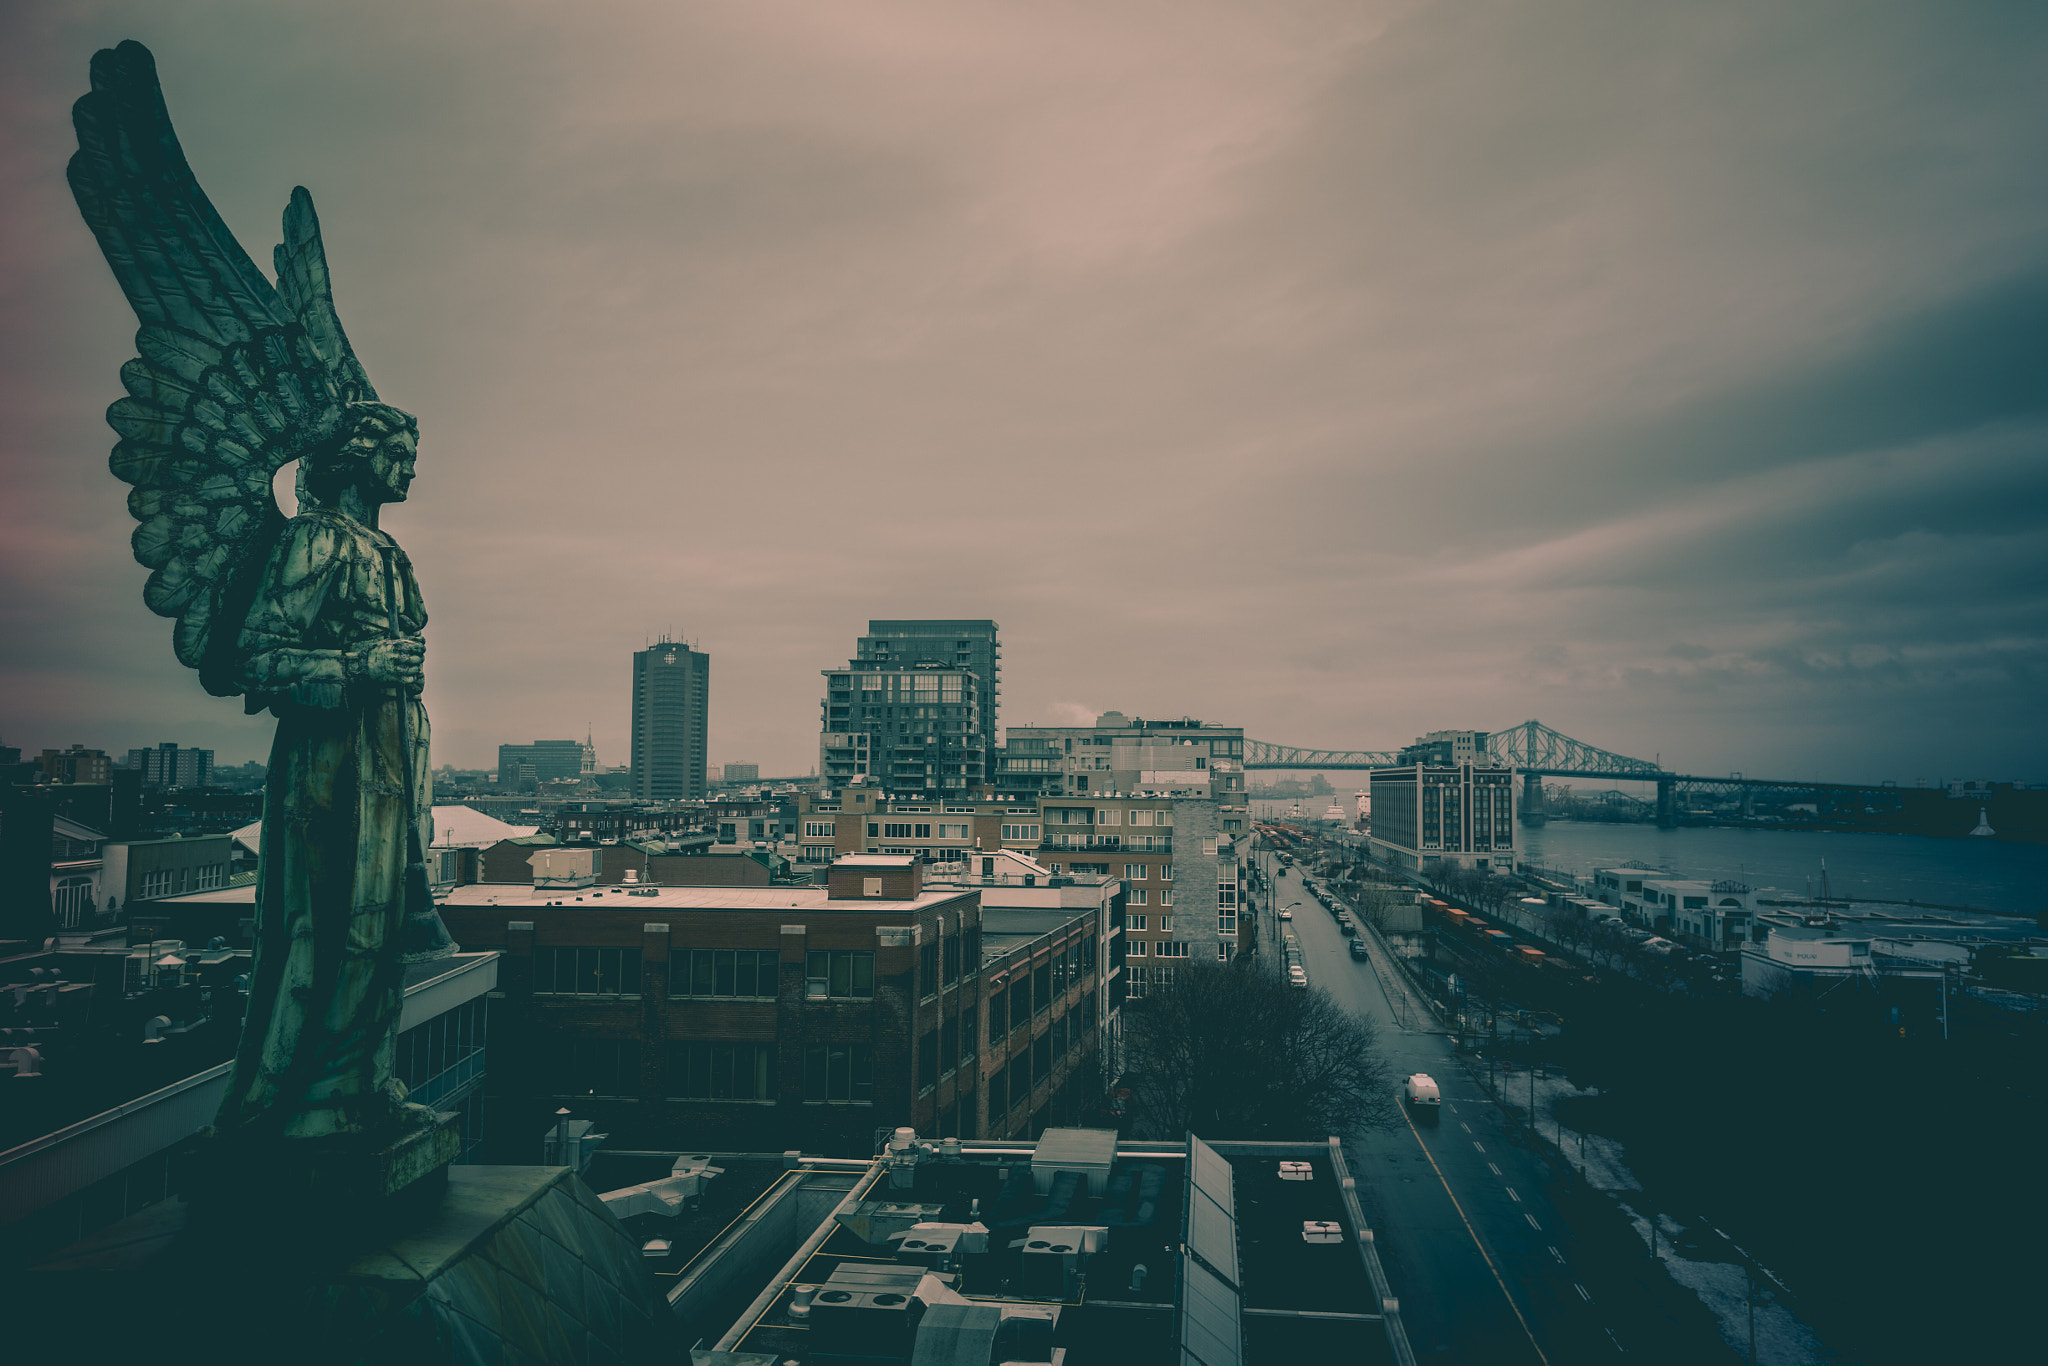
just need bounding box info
[138,863,228,899]
[535,947,878,1000]
[1042,807,1177,827]
[396,996,487,1092]
[551,1039,876,1103]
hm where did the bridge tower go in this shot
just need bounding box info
[1655,778,1677,828]
[1519,771,1547,825]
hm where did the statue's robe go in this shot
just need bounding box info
[215,507,431,1142]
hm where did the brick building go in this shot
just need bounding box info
[437,854,1107,1158]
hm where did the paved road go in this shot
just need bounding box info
[1269,865,1663,1363]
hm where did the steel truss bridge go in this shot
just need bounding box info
[1246,720,1921,827]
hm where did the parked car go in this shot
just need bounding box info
[1278,908,1293,920]
[1287,965,1309,989]
[1349,939,1370,960]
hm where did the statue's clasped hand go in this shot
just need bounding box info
[350,637,425,693]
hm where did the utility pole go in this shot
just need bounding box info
[1746,1260,1756,1366]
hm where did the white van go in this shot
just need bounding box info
[1403,1073,1442,1125]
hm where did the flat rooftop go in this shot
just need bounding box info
[440,883,973,912]
[657,1131,1409,1366]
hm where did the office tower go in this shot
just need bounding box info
[496,740,589,788]
[630,638,709,800]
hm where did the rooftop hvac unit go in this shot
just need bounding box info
[1015,1224,1105,1300]
[891,1226,962,1270]
[809,1289,925,1360]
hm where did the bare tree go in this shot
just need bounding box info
[1123,961,1401,1140]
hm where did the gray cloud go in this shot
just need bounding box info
[2,0,2044,784]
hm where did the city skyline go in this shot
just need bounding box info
[4,3,2045,784]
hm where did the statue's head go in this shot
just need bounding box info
[300,402,419,509]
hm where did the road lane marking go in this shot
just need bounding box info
[1548,1246,1565,1265]
[1526,1213,1543,1230]
[1461,1122,1472,1132]
[1575,1283,1592,1302]
[1473,1142,1486,1153]
[1506,1188,1521,1202]
[1399,1104,1553,1366]
[1488,1163,1502,1176]
[1606,1327,1625,1352]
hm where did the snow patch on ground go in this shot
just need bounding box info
[1479,1062,1833,1362]
[1618,1204,1834,1365]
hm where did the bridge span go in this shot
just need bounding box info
[1245,719,1940,829]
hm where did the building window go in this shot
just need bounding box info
[960,1006,977,1062]
[803,821,835,838]
[53,878,95,929]
[1158,916,1173,934]
[1123,864,1145,880]
[395,996,487,1094]
[943,933,962,985]
[1128,940,1146,956]
[1130,887,1147,905]
[552,1038,639,1096]
[141,868,175,899]
[1128,914,1147,932]
[1159,888,1173,906]
[668,1042,774,1100]
[197,864,226,890]
[921,940,940,999]
[1127,965,1148,998]
[1218,909,1237,936]
[1001,823,1040,841]
[806,950,875,999]
[535,946,643,996]
[1161,864,1174,881]
[1157,942,1190,958]
[1217,944,1235,961]
[918,1030,939,1090]
[671,948,779,999]
[803,1042,875,1102]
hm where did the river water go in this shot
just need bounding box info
[1517,820,2047,917]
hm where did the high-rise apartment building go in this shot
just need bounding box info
[120,742,209,789]
[630,638,709,801]
[856,621,1000,773]
[820,662,985,794]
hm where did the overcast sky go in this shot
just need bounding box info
[4,1,2045,784]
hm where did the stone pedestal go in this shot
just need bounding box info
[26,1166,675,1365]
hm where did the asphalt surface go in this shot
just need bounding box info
[1265,864,1727,1364]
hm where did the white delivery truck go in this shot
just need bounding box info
[1403,1073,1442,1125]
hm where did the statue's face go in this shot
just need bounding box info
[366,424,419,504]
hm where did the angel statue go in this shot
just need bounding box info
[69,42,457,1178]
